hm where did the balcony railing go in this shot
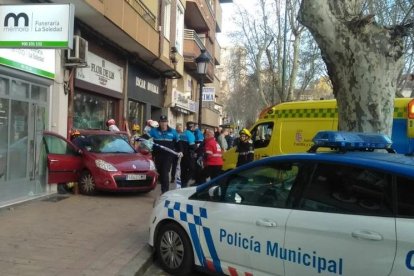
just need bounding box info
[125,0,156,29]
[184,29,205,50]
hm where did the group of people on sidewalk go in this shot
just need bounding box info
[105,116,255,194]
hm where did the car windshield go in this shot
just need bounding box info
[74,134,135,154]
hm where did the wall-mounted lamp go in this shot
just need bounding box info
[170,46,178,65]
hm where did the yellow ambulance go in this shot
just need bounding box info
[222,98,414,171]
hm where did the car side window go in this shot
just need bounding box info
[43,135,78,155]
[196,163,301,208]
[299,163,393,216]
[396,176,414,218]
[250,122,274,149]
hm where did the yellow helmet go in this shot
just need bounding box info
[132,124,140,131]
[239,128,251,138]
[71,129,81,138]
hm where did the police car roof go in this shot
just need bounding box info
[254,151,414,179]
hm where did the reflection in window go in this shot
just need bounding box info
[31,85,47,101]
[0,98,8,181]
[251,122,274,149]
[79,134,134,154]
[199,163,299,208]
[0,77,9,95]
[128,100,145,133]
[300,164,392,216]
[73,92,115,129]
[11,80,29,99]
[397,177,414,217]
[44,135,78,155]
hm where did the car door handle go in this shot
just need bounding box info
[351,230,383,241]
[262,155,269,158]
[256,219,277,227]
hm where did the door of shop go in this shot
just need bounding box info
[0,77,48,205]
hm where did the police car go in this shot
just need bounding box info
[148,131,414,276]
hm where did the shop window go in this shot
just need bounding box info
[128,100,145,132]
[11,80,29,100]
[0,77,9,96]
[31,85,47,101]
[74,92,115,130]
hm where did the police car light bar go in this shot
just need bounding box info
[308,131,396,153]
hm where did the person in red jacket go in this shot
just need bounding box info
[197,129,223,184]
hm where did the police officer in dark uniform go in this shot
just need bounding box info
[149,115,182,194]
[179,121,196,187]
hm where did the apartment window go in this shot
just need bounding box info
[163,0,171,41]
[175,1,184,55]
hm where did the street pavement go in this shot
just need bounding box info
[0,186,160,276]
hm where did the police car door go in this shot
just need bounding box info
[284,163,396,276]
[193,162,299,275]
[392,176,414,275]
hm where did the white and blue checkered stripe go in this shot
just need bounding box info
[164,200,223,274]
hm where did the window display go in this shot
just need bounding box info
[74,91,116,130]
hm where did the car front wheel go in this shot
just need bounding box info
[79,170,97,195]
[156,223,194,275]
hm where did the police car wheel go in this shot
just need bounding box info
[156,223,194,275]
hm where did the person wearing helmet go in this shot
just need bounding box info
[106,118,120,132]
[70,129,81,139]
[142,119,159,139]
[236,128,254,167]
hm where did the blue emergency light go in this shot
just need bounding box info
[308,131,395,153]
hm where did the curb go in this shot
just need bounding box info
[117,244,154,276]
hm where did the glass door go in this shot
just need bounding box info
[0,78,48,204]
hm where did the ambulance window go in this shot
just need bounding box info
[299,163,393,216]
[251,122,274,149]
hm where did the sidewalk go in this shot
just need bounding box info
[0,187,160,276]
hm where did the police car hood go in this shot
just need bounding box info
[164,186,197,199]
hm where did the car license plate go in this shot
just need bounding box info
[126,174,146,180]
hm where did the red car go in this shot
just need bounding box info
[43,130,158,195]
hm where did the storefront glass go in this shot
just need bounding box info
[128,100,145,132]
[0,74,48,205]
[73,91,116,130]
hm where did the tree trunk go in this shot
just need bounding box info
[299,0,404,136]
[287,32,301,101]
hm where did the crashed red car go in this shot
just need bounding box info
[44,130,158,195]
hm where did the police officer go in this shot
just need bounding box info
[179,121,196,187]
[149,115,182,194]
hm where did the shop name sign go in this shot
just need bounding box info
[202,87,215,101]
[76,51,123,93]
[0,4,74,48]
[136,77,159,94]
[0,49,55,78]
[173,89,196,112]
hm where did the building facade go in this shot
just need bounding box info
[0,0,232,206]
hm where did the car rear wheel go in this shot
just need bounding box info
[156,223,194,275]
[79,171,97,195]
